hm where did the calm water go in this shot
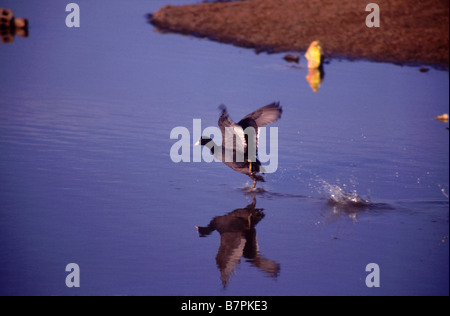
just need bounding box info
[0,0,448,296]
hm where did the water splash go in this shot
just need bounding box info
[438,184,449,199]
[240,186,267,195]
[317,179,371,208]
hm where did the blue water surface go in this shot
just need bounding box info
[0,0,448,296]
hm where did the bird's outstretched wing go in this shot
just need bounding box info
[237,102,283,159]
[218,105,247,157]
[239,102,283,128]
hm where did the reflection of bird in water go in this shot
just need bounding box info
[195,197,280,287]
[195,102,282,189]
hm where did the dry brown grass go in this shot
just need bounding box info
[151,0,449,67]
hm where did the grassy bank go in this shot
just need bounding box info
[150,0,449,67]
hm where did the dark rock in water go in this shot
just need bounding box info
[0,8,29,44]
[283,54,300,63]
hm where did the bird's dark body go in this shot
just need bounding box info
[198,102,282,188]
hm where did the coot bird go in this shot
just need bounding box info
[195,102,282,189]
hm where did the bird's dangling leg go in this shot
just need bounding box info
[251,196,256,207]
[249,161,252,173]
[252,179,257,189]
